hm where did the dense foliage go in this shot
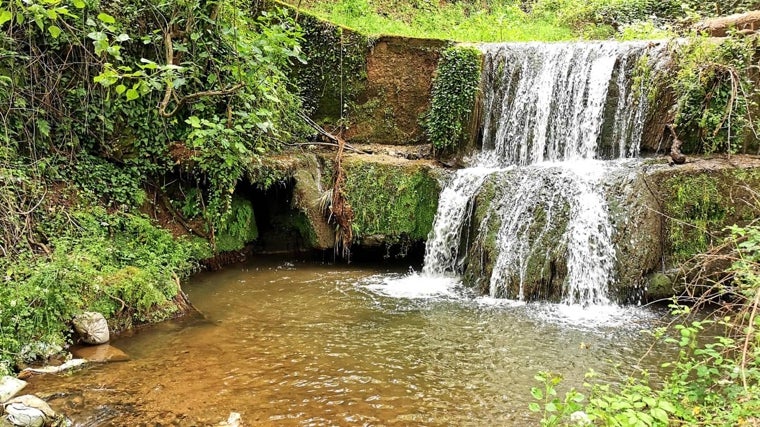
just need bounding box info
[669,36,758,155]
[0,0,306,370]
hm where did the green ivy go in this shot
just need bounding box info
[669,35,757,155]
[427,46,482,151]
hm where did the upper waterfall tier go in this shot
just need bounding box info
[478,41,666,166]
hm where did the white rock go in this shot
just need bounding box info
[3,395,55,427]
[20,359,87,377]
[72,312,110,344]
[5,404,45,427]
[0,377,26,403]
[219,412,241,427]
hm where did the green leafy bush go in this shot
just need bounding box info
[0,207,207,371]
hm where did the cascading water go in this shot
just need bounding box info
[423,40,667,305]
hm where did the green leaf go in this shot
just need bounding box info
[97,12,115,24]
[0,10,13,26]
[73,0,86,9]
[528,402,540,412]
[650,407,668,424]
[657,400,675,413]
[125,88,139,101]
[37,119,50,137]
[115,84,126,95]
[48,25,62,38]
[530,387,543,400]
[186,116,202,128]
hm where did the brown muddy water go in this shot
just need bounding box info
[27,257,671,426]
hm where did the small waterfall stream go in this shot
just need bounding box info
[423,41,666,305]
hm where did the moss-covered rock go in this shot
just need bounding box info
[460,171,571,302]
[656,160,760,263]
[342,157,441,244]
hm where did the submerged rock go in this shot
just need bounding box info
[3,395,55,427]
[219,412,241,427]
[72,312,109,345]
[70,345,129,363]
[0,377,26,403]
[17,359,87,380]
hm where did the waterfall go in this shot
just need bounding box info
[422,166,502,276]
[423,41,666,305]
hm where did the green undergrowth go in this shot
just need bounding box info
[0,202,209,375]
[284,0,753,42]
[343,160,440,243]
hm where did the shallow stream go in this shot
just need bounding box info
[28,257,671,426]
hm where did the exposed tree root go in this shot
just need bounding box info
[666,124,686,165]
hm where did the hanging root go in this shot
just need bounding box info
[330,134,354,260]
[666,124,686,165]
[298,111,355,260]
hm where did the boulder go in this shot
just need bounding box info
[0,377,26,403]
[694,11,760,37]
[72,312,109,345]
[70,344,129,363]
[3,395,55,427]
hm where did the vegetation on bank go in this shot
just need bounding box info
[530,224,760,426]
[0,0,306,371]
[286,0,760,41]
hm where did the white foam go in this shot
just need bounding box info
[528,302,660,330]
[362,273,463,300]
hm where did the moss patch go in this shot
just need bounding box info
[215,196,259,252]
[663,167,760,262]
[343,158,440,243]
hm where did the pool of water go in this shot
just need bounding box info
[27,257,671,426]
